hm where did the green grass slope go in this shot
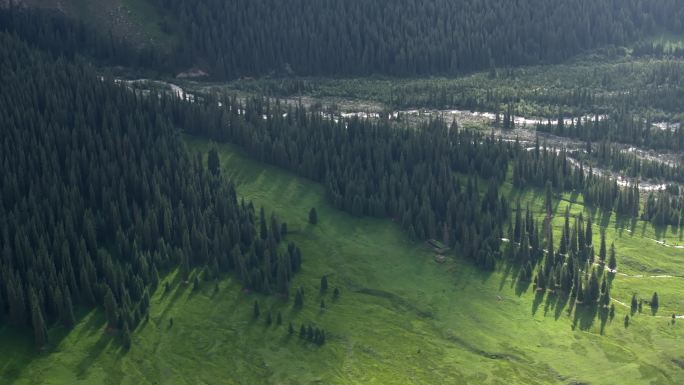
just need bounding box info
[1,138,683,385]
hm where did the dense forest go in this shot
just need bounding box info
[147,0,684,79]
[168,95,680,270]
[0,32,301,348]
[535,115,684,153]
[0,6,170,71]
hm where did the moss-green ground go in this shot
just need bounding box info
[1,138,683,385]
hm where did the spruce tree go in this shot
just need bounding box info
[544,181,553,215]
[309,207,318,225]
[104,286,119,329]
[294,288,304,308]
[320,276,328,293]
[208,148,221,176]
[62,293,76,329]
[599,231,607,265]
[631,294,638,314]
[30,293,48,349]
[122,322,132,350]
[253,300,260,319]
[608,242,617,271]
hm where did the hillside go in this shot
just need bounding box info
[1,4,684,385]
[2,138,683,384]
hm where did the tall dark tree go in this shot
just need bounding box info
[208,147,221,176]
[30,292,48,349]
[309,208,319,225]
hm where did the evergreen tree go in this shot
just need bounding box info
[208,148,221,176]
[122,322,132,350]
[599,231,607,265]
[309,208,318,225]
[104,286,119,329]
[30,292,48,349]
[631,294,638,314]
[253,301,260,319]
[294,288,304,308]
[320,276,328,293]
[544,181,553,215]
[608,242,617,271]
[651,292,660,313]
[62,293,76,329]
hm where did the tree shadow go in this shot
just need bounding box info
[598,209,612,230]
[553,290,571,320]
[614,215,631,237]
[542,291,556,317]
[499,260,521,291]
[515,275,532,296]
[75,330,116,379]
[531,290,544,315]
[598,307,609,335]
[573,304,598,331]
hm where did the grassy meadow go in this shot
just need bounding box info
[1,137,683,385]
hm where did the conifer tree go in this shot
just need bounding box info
[208,148,221,176]
[631,294,638,314]
[30,292,48,349]
[294,288,304,308]
[608,242,617,271]
[122,322,132,350]
[599,231,607,265]
[253,300,260,319]
[651,292,659,313]
[309,208,318,225]
[104,286,119,329]
[320,276,328,293]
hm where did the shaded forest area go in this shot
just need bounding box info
[150,0,684,79]
[5,1,683,80]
